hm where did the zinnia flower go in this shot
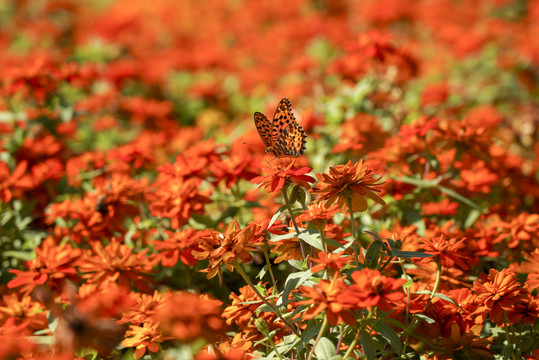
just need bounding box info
[310,160,385,212]
[250,160,315,194]
[192,219,255,285]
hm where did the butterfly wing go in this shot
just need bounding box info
[271,98,296,141]
[254,112,273,148]
[271,98,307,157]
[273,121,307,157]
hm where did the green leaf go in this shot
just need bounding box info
[297,229,324,251]
[414,314,436,324]
[393,250,433,259]
[392,175,437,188]
[438,185,480,210]
[464,208,482,228]
[360,333,376,360]
[313,337,336,360]
[364,240,382,269]
[403,208,426,236]
[282,270,313,306]
[268,205,288,228]
[373,320,402,354]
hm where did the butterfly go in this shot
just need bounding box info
[254,97,307,158]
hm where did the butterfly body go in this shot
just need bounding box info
[254,98,307,158]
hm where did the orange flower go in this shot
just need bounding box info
[0,160,33,203]
[192,220,255,284]
[493,213,539,251]
[341,268,406,312]
[77,241,156,292]
[421,235,470,270]
[513,248,539,290]
[296,272,357,326]
[154,292,227,343]
[310,251,352,274]
[296,202,339,230]
[0,293,47,331]
[149,172,211,229]
[222,284,286,342]
[121,322,169,359]
[118,291,170,326]
[472,268,529,326]
[310,160,385,212]
[8,237,82,294]
[436,324,494,360]
[250,161,315,194]
[152,228,208,267]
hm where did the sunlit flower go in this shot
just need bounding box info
[149,172,212,229]
[493,213,539,251]
[77,241,156,292]
[310,251,352,274]
[121,322,169,359]
[296,202,339,230]
[296,272,357,326]
[421,235,470,270]
[8,237,82,294]
[472,268,530,326]
[250,161,315,194]
[341,268,406,312]
[152,228,207,267]
[0,160,33,203]
[192,219,255,284]
[222,284,286,342]
[310,160,385,212]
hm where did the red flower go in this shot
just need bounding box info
[310,160,385,212]
[250,161,315,194]
[421,235,470,270]
[472,268,530,326]
[341,268,406,312]
[8,237,82,294]
[296,272,357,326]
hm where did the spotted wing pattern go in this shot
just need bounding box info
[254,112,273,149]
[253,98,307,158]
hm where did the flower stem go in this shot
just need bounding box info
[262,241,278,290]
[346,197,360,266]
[234,262,301,338]
[282,187,306,259]
[307,315,329,360]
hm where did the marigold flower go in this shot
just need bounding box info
[250,161,315,194]
[310,160,385,212]
[192,219,255,284]
[153,292,227,343]
[341,268,406,312]
[121,322,169,359]
[296,272,357,326]
[472,268,530,326]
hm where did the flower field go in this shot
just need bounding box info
[1,0,539,359]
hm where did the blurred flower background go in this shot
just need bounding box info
[1,0,538,359]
